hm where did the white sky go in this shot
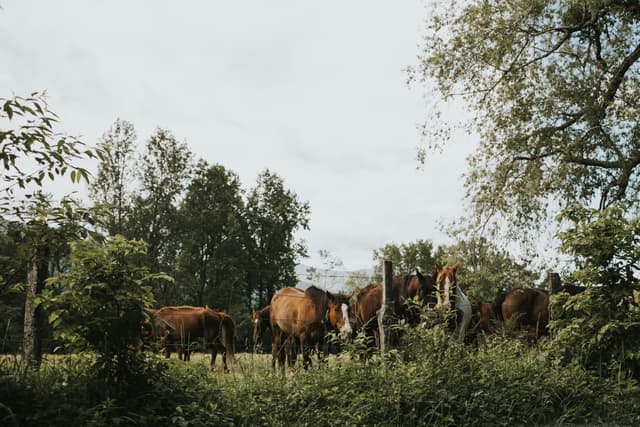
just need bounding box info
[0,1,477,271]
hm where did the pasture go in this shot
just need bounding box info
[2,328,640,426]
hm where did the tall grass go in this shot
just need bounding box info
[2,330,640,426]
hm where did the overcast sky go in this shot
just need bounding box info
[0,1,477,271]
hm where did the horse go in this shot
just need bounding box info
[251,305,271,350]
[434,261,472,341]
[469,300,494,334]
[354,269,437,350]
[492,287,550,340]
[154,305,235,370]
[269,286,352,371]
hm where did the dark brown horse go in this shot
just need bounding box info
[434,262,472,340]
[492,288,550,339]
[270,286,352,371]
[154,305,235,370]
[354,270,437,349]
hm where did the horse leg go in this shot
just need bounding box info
[300,334,312,370]
[210,339,217,371]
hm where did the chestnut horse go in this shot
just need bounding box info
[492,288,550,339]
[469,300,494,334]
[154,305,235,370]
[434,262,472,341]
[270,286,352,371]
[354,269,437,349]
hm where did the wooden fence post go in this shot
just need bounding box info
[377,260,394,357]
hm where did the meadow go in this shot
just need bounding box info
[2,328,640,426]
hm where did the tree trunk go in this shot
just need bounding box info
[22,248,39,371]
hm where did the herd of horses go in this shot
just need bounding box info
[144,263,583,372]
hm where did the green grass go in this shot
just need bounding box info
[2,333,640,426]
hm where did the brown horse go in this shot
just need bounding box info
[154,305,235,370]
[252,305,271,349]
[434,262,472,340]
[492,288,550,339]
[353,269,437,349]
[270,286,352,371]
[469,300,494,334]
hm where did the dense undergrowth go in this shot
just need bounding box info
[2,328,640,426]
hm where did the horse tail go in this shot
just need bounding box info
[221,314,235,368]
[492,290,507,321]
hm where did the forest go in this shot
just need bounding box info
[3,1,640,425]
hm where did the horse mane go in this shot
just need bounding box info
[491,289,507,321]
[158,305,201,311]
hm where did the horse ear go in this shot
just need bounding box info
[435,261,442,272]
[416,268,424,278]
[453,262,461,272]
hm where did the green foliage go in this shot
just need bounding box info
[128,128,192,304]
[245,169,310,307]
[372,239,436,280]
[0,92,100,211]
[175,160,247,308]
[88,118,138,236]
[551,203,640,378]
[43,235,162,397]
[3,334,640,426]
[414,0,640,233]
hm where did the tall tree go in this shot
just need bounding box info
[89,118,137,236]
[413,1,640,232]
[245,170,310,307]
[1,92,101,369]
[175,160,246,308]
[128,128,192,304]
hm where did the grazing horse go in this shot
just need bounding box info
[252,305,271,350]
[354,269,437,349]
[154,306,235,370]
[469,300,494,334]
[434,262,472,341]
[270,286,352,371]
[492,288,550,339]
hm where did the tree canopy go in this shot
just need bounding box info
[413,0,640,231]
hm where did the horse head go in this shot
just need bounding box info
[434,261,460,309]
[414,268,438,305]
[251,305,270,346]
[325,291,353,336]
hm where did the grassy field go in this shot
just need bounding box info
[3,333,640,426]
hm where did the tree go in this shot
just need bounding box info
[372,239,436,280]
[551,203,640,378]
[245,170,310,307]
[89,118,137,236]
[128,128,192,304]
[413,1,640,232]
[16,194,105,369]
[44,235,160,398]
[1,93,96,207]
[1,92,101,369]
[175,160,246,308]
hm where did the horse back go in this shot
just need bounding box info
[270,287,317,336]
[156,306,206,339]
[355,283,382,330]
